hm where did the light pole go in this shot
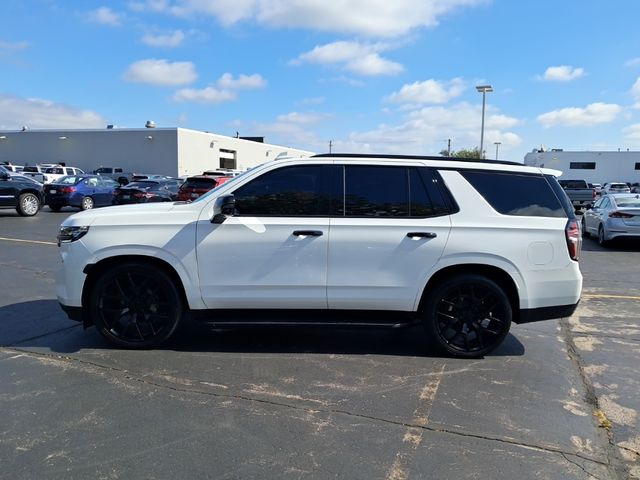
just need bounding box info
[494,141,501,160]
[476,85,493,159]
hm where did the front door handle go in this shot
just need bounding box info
[407,232,437,239]
[293,230,323,237]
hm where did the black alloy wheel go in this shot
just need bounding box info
[90,262,183,348]
[424,274,512,358]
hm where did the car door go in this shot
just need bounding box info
[196,163,332,309]
[327,165,452,311]
[584,197,604,234]
[0,174,17,207]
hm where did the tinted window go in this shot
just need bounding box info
[233,165,327,216]
[345,166,408,217]
[569,162,596,169]
[184,178,217,189]
[462,171,567,218]
[559,180,589,189]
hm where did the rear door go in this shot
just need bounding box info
[327,165,452,311]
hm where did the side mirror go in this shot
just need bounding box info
[211,194,235,224]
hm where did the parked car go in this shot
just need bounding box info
[131,174,175,182]
[558,179,595,212]
[1,164,24,173]
[588,183,602,196]
[112,180,180,204]
[177,175,233,201]
[43,166,85,184]
[57,153,582,358]
[0,166,44,216]
[582,193,640,246]
[601,182,631,195]
[44,175,120,211]
[93,167,134,186]
[21,165,47,183]
[630,183,640,194]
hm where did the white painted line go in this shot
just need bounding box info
[0,236,57,246]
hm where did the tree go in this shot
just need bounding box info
[449,147,482,159]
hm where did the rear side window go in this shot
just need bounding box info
[184,178,216,189]
[559,180,588,189]
[461,171,567,218]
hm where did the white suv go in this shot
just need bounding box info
[56,154,582,358]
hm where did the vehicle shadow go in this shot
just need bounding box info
[582,236,640,252]
[1,299,525,358]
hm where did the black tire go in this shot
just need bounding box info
[49,205,62,212]
[423,274,512,358]
[81,196,94,210]
[598,225,609,247]
[16,193,40,216]
[581,217,589,237]
[89,262,184,349]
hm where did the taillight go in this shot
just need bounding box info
[609,211,634,218]
[565,219,581,261]
[60,186,76,193]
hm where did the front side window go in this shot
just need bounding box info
[461,171,567,218]
[233,165,328,216]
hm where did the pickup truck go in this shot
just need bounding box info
[558,179,595,211]
[42,166,85,183]
[93,167,134,186]
[21,165,47,183]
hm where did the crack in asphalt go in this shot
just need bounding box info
[0,346,612,470]
[560,452,606,480]
[560,318,631,480]
[2,324,81,347]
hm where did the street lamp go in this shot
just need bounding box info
[476,85,493,159]
[494,141,501,160]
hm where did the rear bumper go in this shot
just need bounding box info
[516,301,579,324]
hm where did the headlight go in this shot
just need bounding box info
[57,226,89,246]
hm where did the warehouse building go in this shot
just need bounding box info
[523,149,640,184]
[0,123,314,177]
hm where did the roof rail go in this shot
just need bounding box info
[311,153,523,167]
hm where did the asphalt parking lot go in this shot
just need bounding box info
[1,208,639,480]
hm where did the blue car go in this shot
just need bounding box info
[44,175,120,211]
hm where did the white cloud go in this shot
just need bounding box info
[88,7,122,26]
[625,58,640,68]
[624,123,640,141]
[142,30,185,47]
[122,59,197,86]
[537,103,622,128]
[276,112,329,124]
[255,111,329,148]
[631,77,640,103]
[217,73,266,90]
[338,102,521,155]
[173,72,265,103]
[173,87,236,103]
[386,78,465,105]
[293,41,403,76]
[0,94,106,129]
[539,65,585,82]
[0,40,30,54]
[148,0,487,37]
[299,96,325,105]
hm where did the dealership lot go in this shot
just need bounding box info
[0,209,638,479]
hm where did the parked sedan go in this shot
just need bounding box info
[113,180,180,204]
[582,193,640,246]
[177,175,233,201]
[601,182,631,195]
[44,175,120,211]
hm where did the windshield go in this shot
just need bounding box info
[615,197,640,208]
[124,181,159,190]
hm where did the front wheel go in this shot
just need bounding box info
[598,225,609,247]
[423,274,512,358]
[89,262,184,348]
[16,193,40,216]
[581,217,589,237]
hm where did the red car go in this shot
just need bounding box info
[177,175,232,201]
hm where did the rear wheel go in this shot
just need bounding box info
[16,193,40,216]
[598,225,609,247]
[423,274,512,358]
[89,262,184,348]
[81,196,94,210]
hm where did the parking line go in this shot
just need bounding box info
[583,293,640,301]
[0,236,57,246]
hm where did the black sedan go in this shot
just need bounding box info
[112,180,181,205]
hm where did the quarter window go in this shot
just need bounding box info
[461,171,567,218]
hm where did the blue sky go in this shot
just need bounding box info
[2,0,640,161]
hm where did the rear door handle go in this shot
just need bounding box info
[293,230,323,237]
[407,232,437,239]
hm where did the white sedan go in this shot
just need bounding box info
[582,194,640,246]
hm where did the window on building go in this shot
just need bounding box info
[635,163,640,170]
[220,149,237,169]
[569,162,596,169]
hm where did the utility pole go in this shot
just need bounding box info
[329,140,333,153]
[494,141,501,160]
[447,138,451,156]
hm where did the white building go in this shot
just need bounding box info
[0,125,315,177]
[524,149,640,184]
